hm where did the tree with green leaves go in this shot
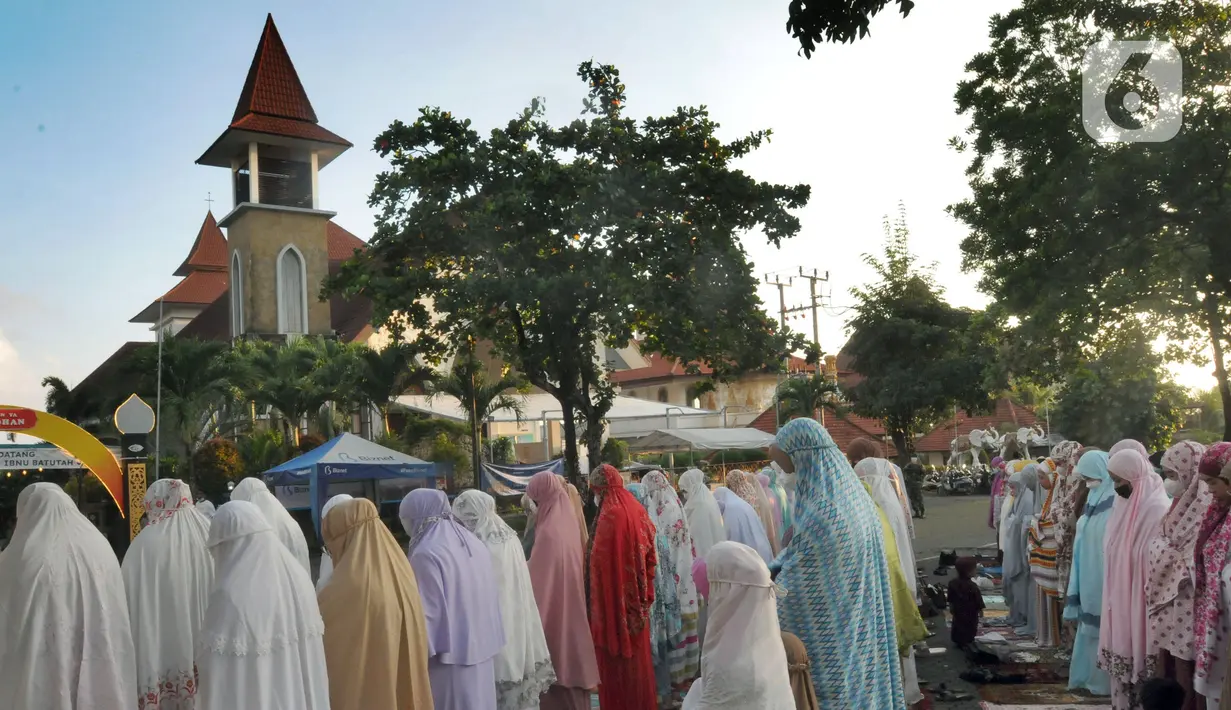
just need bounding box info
[40,376,102,429]
[235,338,329,450]
[353,341,433,437]
[787,0,917,55]
[427,345,527,486]
[773,372,843,421]
[844,208,1002,463]
[328,60,808,481]
[1051,327,1188,450]
[950,0,1231,441]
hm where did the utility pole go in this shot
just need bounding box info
[765,274,793,429]
[797,268,829,351]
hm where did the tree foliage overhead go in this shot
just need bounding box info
[328,60,810,480]
[950,0,1231,440]
[787,0,916,56]
[844,208,1002,462]
[1051,326,1188,451]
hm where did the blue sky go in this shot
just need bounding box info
[3,0,1201,408]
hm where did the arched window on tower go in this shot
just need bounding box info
[276,245,308,335]
[230,252,244,338]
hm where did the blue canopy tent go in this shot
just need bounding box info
[262,432,444,533]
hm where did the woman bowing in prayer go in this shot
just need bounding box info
[854,457,929,707]
[768,418,906,710]
[320,497,434,710]
[230,477,311,575]
[0,483,136,710]
[526,471,600,710]
[1064,450,1113,697]
[712,487,773,565]
[315,493,353,591]
[1100,449,1172,709]
[196,501,329,710]
[454,490,557,710]
[401,488,505,710]
[1146,441,1209,708]
[643,471,703,700]
[588,464,659,710]
[1193,443,1231,708]
[727,470,780,553]
[682,541,794,710]
[122,479,213,710]
[679,469,725,560]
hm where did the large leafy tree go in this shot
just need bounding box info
[950,0,1231,440]
[1051,327,1188,450]
[329,60,809,481]
[41,376,101,428]
[773,372,843,421]
[844,208,1002,463]
[787,0,917,55]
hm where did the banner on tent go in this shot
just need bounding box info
[483,459,565,495]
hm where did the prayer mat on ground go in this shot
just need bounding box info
[979,683,1106,705]
[994,661,1069,684]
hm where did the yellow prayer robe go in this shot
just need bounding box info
[863,481,929,655]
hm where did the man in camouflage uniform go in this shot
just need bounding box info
[904,461,926,519]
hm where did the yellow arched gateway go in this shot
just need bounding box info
[0,406,125,515]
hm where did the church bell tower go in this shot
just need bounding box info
[196,14,351,340]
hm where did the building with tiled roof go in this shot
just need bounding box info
[748,405,899,457]
[913,398,1040,463]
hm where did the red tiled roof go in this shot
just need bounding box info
[914,398,1039,452]
[327,221,367,260]
[610,349,815,385]
[130,271,229,323]
[223,15,351,148]
[748,406,897,456]
[174,211,228,276]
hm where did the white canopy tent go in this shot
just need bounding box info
[629,427,775,452]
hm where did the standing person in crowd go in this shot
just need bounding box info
[1111,439,1153,459]
[1004,464,1041,634]
[319,497,434,710]
[400,488,504,710]
[0,483,136,710]
[989,456,1007,529]
[196,498,216,519]
[1065,450,1114,697]
[679,469,725,560]
[522,492,538,559]
[1100,449,1172,709]
[1147,441,1210,710]
[626,481,677,707]
[122,479,213,710]
[948,557,985,649]
[854,457,929,706]
[1193,443,1231,708]
[453,490,557,710]
[727,470,779,553]
[588,463,660,710]
[1051,442,1089,647]
[565,482,590,550]
[712,486,774,565]
[197,501,328,710]
[903,462,926,519]
[681,541,794,710]
[643,471,702,700]
[769,418,906,710]
[1029,461,1064,647]
[782,632,820,710]
[526,471,600,710]
[758,471,785,544]
[315,493,353,591]
[764,467,792,538]
[847,437,915,529]
[230,477,311,575]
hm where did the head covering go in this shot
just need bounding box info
[1146,441,1210,620]
[121,478,213,709]
[314,493,354,592]
[586,463,658,657]
[0,483,136,710]
[230,477,311,576]
[1065,451,1115,620]
[452,490,556,706]
[642,471,702,683]
[679,469,726,558]
[886,463,916,539]
[398,489,504,666]
[854,457,917,593]
[683,541,794,709]
[564,482,589,550]
[1002,465,1040,593]
[526,470,600,690]
[1194,446,1231,692]
[692,557,710,601]
[772,418,905,709]
[712,486,773,564]
[757,471,785,536]
[1099,450,1171,681]
[318,498,433,710]
[845,437,883,464]
[727,469,779,552]
[197,501,328,710]
[1109,439,1150,459]
[783,632,820,710]
[196,499,216,518]
[764,466,794,534]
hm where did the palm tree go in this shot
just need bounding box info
[428,346,527,486]
[41,376,101,505]
[355,341,434,437]
[237,338,330,450]
[774,372,844,422]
